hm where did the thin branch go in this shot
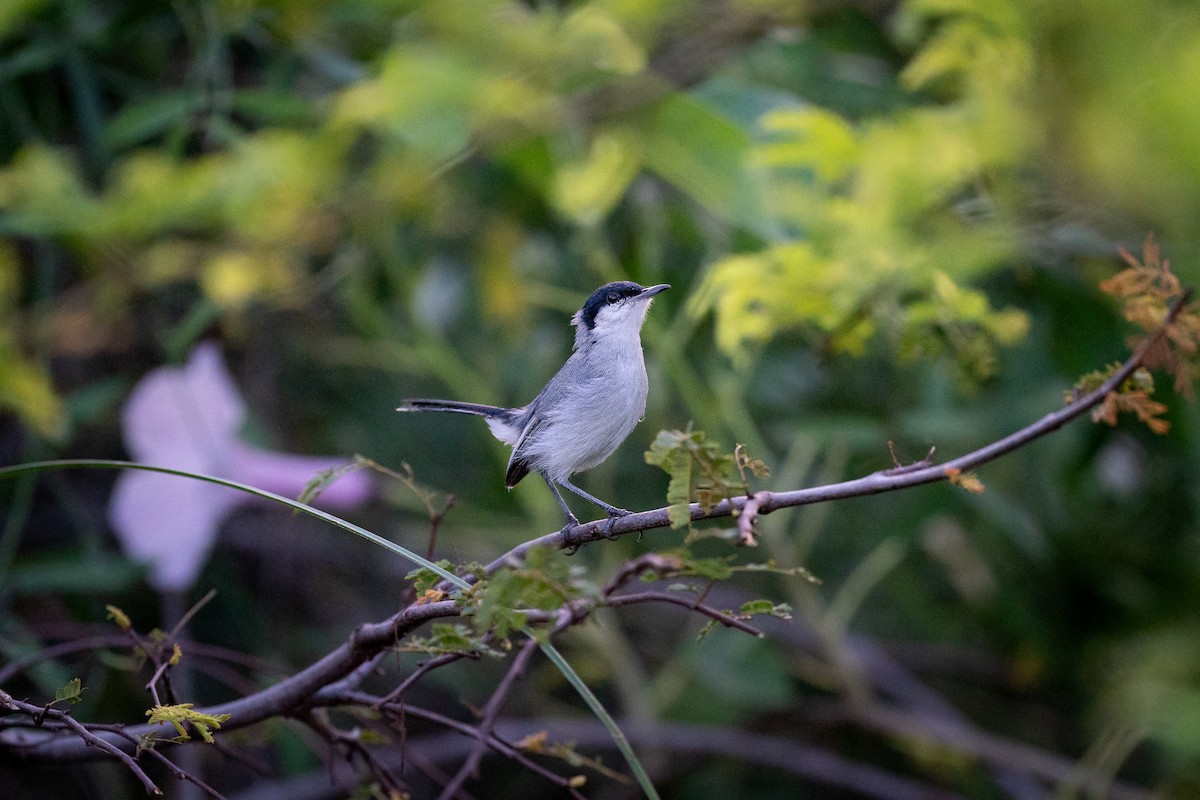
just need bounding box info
[436,633,545,800]
[2,599,463,761]
[604,591,763,637]
[599,552,683,596]
[302,710,411,798]
[103,726,229,800]
[166,588,218,639]
[315,688,590,799]
[0,689,160,794]
[0,634,130,685]
[375,651,470,708]
[146,660,171,707]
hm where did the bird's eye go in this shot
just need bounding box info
[606,293,619,304]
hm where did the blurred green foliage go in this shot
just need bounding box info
[5,0,1200,796]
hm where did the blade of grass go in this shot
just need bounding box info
[0,459,468,589]
[0,471,36,592]
[540,639,662,800]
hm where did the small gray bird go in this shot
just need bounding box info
[398,281,669,548]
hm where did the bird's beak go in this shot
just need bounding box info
[638,284,671,299]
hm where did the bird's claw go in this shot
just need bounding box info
[603,508,631,541]
[562,509,631,554]
[561,516,582,556]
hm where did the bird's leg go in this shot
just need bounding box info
[559,477,629,541]
[541,475,584,553]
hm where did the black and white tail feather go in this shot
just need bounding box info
[397,281,669,552]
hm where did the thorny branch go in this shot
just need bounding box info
[0,291,1189,797]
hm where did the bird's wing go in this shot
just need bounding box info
[503,349,585,488]
[505,412,545,488]
[503,369,565,488]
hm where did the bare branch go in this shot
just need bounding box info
[0,689,160,795]
[604,591,763,637]
[436,631,547,800]
[103,726,229,800]
[375,651,470,708]
[314,688,590,799]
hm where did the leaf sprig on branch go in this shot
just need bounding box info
[644,429,769,529]
[144,704,231,744]
[1101,234,1200,397]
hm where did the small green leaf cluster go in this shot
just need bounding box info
[695,597,796,641]
[144,703,231,744]
[53,678,85,706]
[402,623,508,659]
[462,548,593,640]
[644,430,762,529]
[662,554,819,587]
[404,560,463,597]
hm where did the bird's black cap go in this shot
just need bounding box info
[577,282,663,330]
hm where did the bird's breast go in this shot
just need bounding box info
[534,337,649,480]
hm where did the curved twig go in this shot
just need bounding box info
[603,591,763,637]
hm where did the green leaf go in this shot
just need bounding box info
[645,429,756,529]
[551,128,642,226]
[469,547,576,638]
[403,622,507,658]
[405,559,460,595]
[105,604,132,630]
[645,430,696,528]
[54,678,84,705]
[297,460,364,506]
[145,703,231,744]
[738,599,793,621]
[675,555,735,582]
[738,562,821,584]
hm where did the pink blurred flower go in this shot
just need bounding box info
[107,342,370,591]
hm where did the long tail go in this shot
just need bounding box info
[397,398,509,418]
[396,399,524,445]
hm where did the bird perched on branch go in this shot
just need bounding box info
[398,281,669,549]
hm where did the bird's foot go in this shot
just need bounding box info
[602,508,631,541]
[560,515,582,556]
